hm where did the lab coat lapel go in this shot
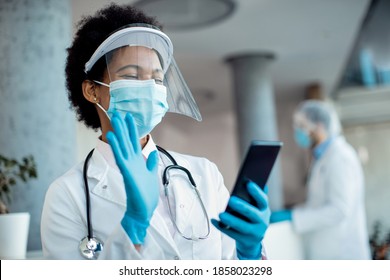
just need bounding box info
[87,149,127,207]
[89,136,160,207]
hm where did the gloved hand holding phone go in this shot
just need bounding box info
[211,181,270,260]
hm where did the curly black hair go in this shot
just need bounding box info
[65,3,162,130]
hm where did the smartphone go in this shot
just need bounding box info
[219,140,283,227]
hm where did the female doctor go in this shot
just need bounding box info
[40,3,270,260]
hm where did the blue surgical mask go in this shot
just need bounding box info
[94,79,169,138]
[294,128,312,149]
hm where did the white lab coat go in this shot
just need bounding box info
[41,138,238,260]
[292,136,371,259]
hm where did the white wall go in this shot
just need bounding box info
[76,122,100,163]
[343,122,390,239]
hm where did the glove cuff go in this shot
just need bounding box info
[237,244,262,260]
[121,215,150,245]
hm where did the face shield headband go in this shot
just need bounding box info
[84,26,202,122]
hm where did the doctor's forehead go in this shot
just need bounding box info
[108,46,163,70]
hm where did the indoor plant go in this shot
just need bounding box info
[0,154,37,259]
[370,221,390,260]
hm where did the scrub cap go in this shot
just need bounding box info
[294,100,342,136]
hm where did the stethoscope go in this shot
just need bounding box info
[79,145,210,259]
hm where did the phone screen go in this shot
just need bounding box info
[222,140,282,225]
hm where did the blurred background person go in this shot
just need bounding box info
[270,100,371,259]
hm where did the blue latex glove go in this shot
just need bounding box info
[106,112,159,245]
[270,210,292,223]
[211,181,270,260]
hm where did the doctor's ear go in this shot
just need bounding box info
[82,80,100,104]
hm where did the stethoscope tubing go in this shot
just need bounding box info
[83,149,95,240]
[157,145,210,240]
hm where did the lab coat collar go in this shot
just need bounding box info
[312,136,336,160]
[95,135,156,168]
[96,139,119,173]
[85,145,109,183]
[142,134,157,159]
[86,146,125,206]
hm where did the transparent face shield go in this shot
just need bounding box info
[84,26,202,121]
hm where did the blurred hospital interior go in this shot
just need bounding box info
[0,0,389,259]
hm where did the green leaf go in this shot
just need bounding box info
[8,178,16,185]
[0,153,38,208]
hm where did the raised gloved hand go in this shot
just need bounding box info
[270,210,292,223]
[106,112,159,245]
[211,181,270,260]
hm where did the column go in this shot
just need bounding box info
[226,53,283,210]
[0,0,75,251]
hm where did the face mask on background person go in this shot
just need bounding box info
[294,127,312,149]
[94,79,169,138]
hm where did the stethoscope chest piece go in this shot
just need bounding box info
[79,236,104,259]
